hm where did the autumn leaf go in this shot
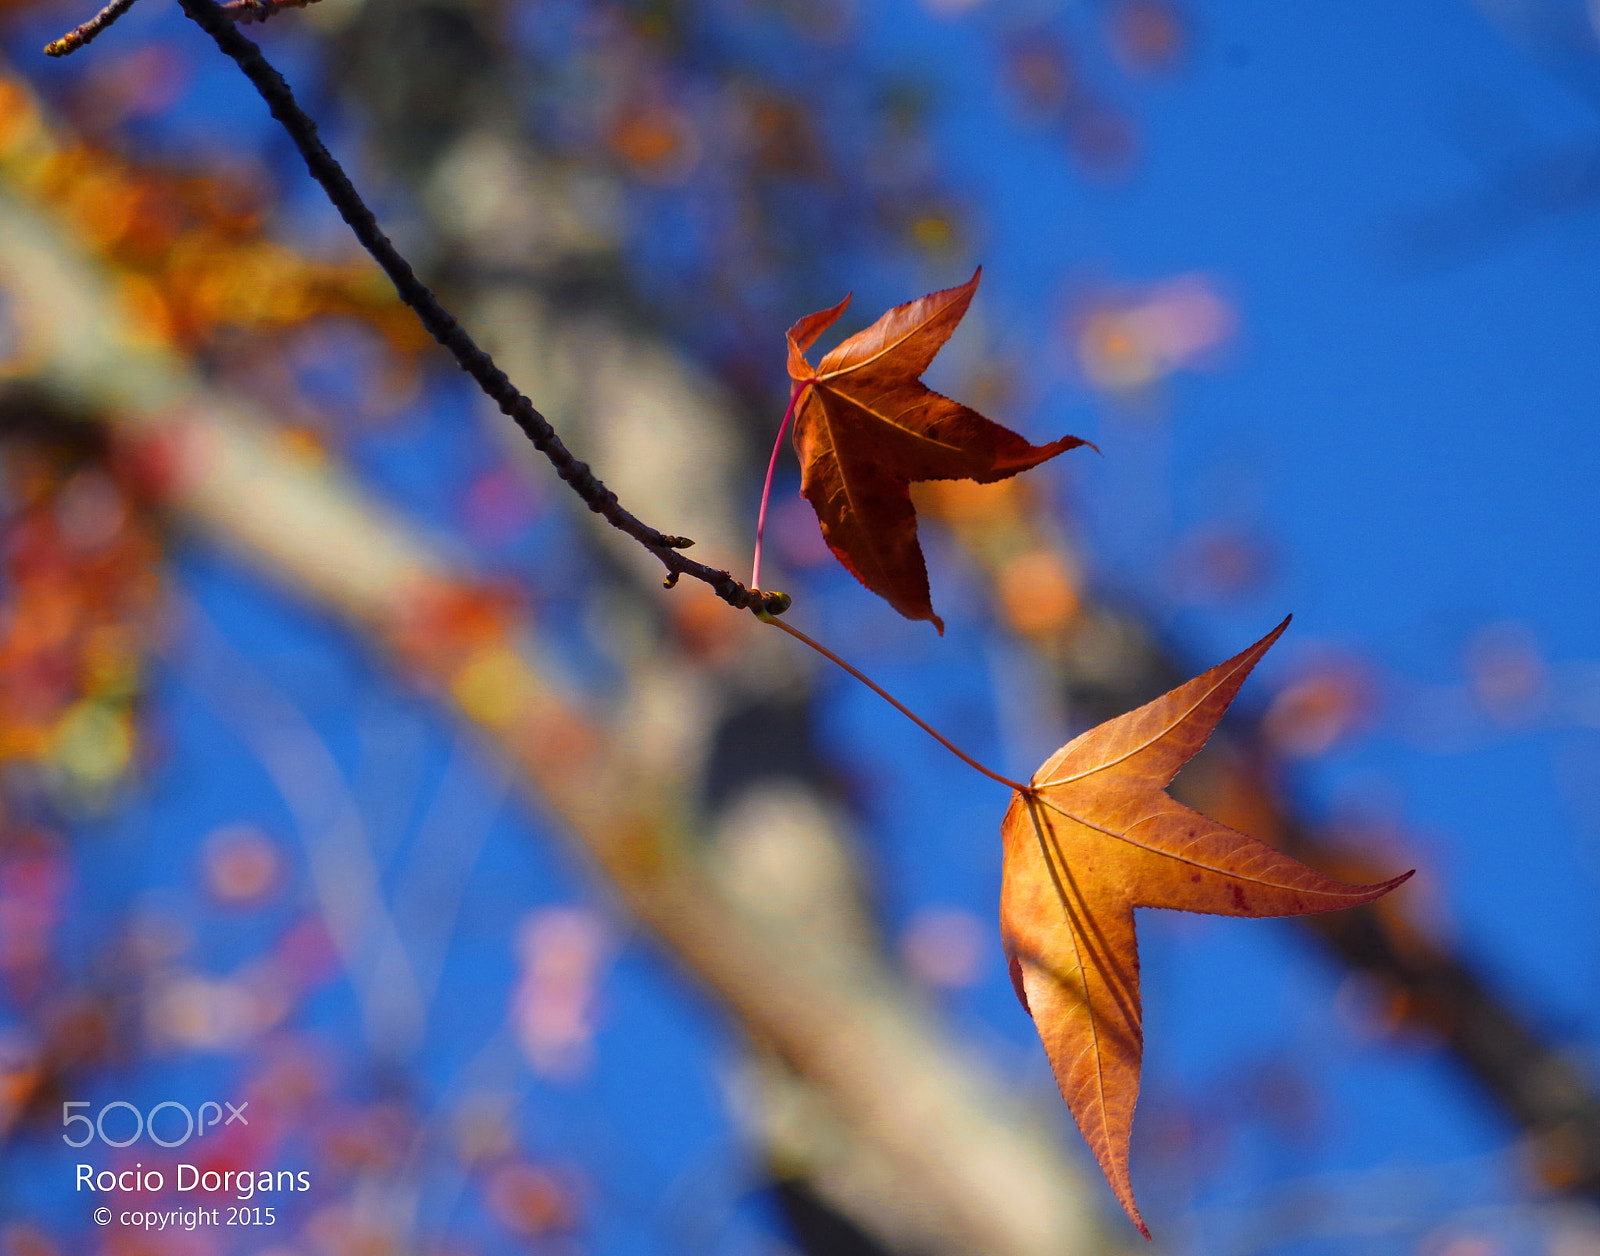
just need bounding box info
[998,616,1412,1236]
[787,269,1087,631]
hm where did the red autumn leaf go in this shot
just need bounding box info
[787,269,1087,632]
[998,616,1412,1236]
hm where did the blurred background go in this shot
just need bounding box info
[0,0,1598,1252]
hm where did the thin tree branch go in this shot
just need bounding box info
[44,0,142,57]
[219,0,323,25]
[170,0,787,617]
[45,0,321,52]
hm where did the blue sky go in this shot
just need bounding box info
[829,0,1600,1247]
[6,0,1600,1251]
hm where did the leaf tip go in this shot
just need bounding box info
[786,292,854,364]
[1110,1176,1152,1239]
[1238,613,1293,668]
[1114,1178,1152,1239]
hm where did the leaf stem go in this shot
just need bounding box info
[762,614,1031,793]
[751,380,809,592]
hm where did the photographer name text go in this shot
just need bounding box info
[77,1163,311,1199]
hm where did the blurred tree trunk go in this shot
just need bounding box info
[0,61,1131,1254]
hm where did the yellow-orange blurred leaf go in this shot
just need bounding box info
[999,617,1411,1234]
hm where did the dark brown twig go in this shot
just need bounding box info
[170,0,787,617]
[47,0,324,51]
[44,0,142,56]
[219,0,322,25]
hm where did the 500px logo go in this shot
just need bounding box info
[62,1101,249,1149]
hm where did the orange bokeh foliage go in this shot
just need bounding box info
[0,70,430,359]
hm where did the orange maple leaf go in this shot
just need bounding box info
[786,270,1087,632]
[999,616,1412,1236]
